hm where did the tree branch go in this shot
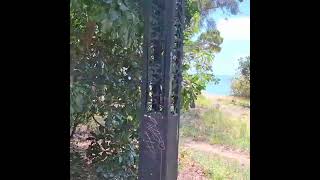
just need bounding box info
[91,115,106,128]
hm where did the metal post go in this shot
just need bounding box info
[138,0,185,179]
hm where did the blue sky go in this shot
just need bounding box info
[209,0,250,76]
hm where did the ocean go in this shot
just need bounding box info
[205,75,233,96]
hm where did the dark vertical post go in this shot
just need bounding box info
[138,0,185,179]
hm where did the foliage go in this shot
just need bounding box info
[70,152,98,180]
[70,0,143,178]
[238,56,250,79]
[70,0,243,179]
[231,56,250,98]
[181,0,243,109]
[231,76,250,98]
[186,0,241,31]
[182,29,223,109]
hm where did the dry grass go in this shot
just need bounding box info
[179,148,250,180]
[181,94,250,151]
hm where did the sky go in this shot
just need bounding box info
[209,0,250,76]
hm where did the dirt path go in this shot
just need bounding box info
[181,138,250,166]
[178,138,250,179]
[178,164,208,180]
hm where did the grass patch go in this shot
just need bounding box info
[204,109,250,151]
[180,108,250,151]
[195,94,213,108]
[230,97,250,108]
[214,96,250,108]
[180,109,208,141]
[179,148,249,180]
[202,95,249,108]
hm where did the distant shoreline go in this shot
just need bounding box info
[205,75,233,96]
[201,92,250,105]
[202,91,230,98]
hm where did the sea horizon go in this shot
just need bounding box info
[204,74,234,96]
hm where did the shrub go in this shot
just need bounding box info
[231,56,250,98]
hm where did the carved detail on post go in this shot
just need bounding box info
[172,0,185,115]
[139,113,166,180]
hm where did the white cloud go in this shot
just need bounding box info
[217,17,250,41]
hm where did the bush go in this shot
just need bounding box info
[231,56,250,98]
[231,76,250,98]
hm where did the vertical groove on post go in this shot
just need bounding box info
[172,0,185,179]
[162,0,176,117]
[176,0,185,117]
[138,0,151,178]
[163,0,178,179]
[141,0,151,115]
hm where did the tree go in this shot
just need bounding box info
[182,29,223,109]
[231,56,250,98]
[181,0,242,109]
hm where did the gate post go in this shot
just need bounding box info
[138,0,185,179]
